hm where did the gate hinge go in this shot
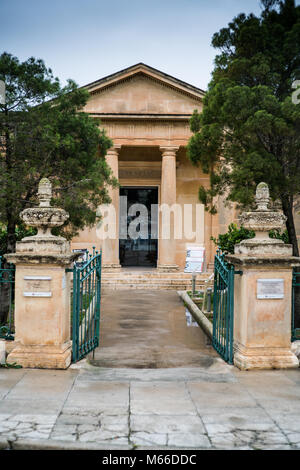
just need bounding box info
[234,270,243,275]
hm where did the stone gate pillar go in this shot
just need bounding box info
[226,183,299,370]
[6,178,79,369]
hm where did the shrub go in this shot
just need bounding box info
[211,223,290,254]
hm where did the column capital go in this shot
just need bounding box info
[106,145,121,157]
[160,146,179,157]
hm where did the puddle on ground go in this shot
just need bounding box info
[185,308,199,327]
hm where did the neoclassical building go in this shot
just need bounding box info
[71,63,236,273]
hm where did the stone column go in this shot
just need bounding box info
[5,178,79,369]
[226,182,299,370]
[158,146,179,272]
[102,146,121,271]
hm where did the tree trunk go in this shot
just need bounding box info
[281,194,299,257]
[0,220,15,325]
[281,194,300,333]
[0,112,16,327]
[6,218,16,255]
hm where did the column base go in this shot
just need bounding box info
[157,264,179,273]
[7,341,72,369]
[234,344,299,370]
[102,263,122,272]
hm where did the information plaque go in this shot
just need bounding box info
[23,275,52,298]
[184,246,206,273]
[257,279,284,299]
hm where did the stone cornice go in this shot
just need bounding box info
[5,252,81,267]
[226,254,300,268]
[90,113,192,121]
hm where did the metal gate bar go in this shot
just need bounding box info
[0,256,15,340]
[212,250,235,364]
[67,248,102,362]
[292,268,300,341]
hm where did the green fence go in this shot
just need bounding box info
[292,268,300,341]
[0,256,15,340]
[212,250,235,364]
[67,248,102,362]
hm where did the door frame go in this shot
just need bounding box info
[119,185,160,267]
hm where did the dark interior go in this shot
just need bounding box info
[119,187,158,267]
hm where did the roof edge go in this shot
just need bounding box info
[80,63,206,98]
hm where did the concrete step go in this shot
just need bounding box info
[101,269,214,290]
[102,272,212,279]
[102,277,212,291]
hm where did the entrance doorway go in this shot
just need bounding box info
[119,187,158,267]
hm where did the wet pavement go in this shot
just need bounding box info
[1,289,300,450]
[91,289,217,368]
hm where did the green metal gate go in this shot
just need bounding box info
[68,248,102,362]
[212,250,235,364]
[292,268,300,341]
[0,256,15,340]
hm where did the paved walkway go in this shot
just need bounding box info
[0,289,300,450]
[1,364,300,450]
[91,289,217,368]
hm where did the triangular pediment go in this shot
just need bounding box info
[82,63,204,116]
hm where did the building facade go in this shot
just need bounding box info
[71,63,237,271]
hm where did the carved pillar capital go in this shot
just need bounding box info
[160,146,179,158]
[106,145,121,158]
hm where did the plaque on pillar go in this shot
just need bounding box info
[257,279,284,299]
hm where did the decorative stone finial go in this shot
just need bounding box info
[255,182,270,211]
[235,182,291,256]
[15,178,70,255]
[20,178,69,238]
[38,178,52,207]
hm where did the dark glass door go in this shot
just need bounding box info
[119,187,158,267]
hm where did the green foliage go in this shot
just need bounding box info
[0,53,116,252]
[269,228,290,244]
[211,223,255,254]
[0,225,37,256]
[0,362,22,369]
[212,223,290,253]
[188,0,300,255]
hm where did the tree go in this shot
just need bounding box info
[188,0,300,256]
[0,52,116,253]
[0,52,116,322]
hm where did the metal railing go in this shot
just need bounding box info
[212,250,235,364]
[67,248,102,362]
[292,268,300,342]
[0,256,15,340]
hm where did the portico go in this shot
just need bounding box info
[71,64,230,273]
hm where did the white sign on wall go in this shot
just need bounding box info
[257,279,284,299]
[23,276,52,298]
[184,246,206,273]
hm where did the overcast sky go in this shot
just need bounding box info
[1,0,299,91]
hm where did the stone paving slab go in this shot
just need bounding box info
[5,369,77,401]
[64,381,129,415]
[0,369,27,400]
[130,382,197,416]
[187,381,257,410]
[73,363,236,383]
[0,365,300,450]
